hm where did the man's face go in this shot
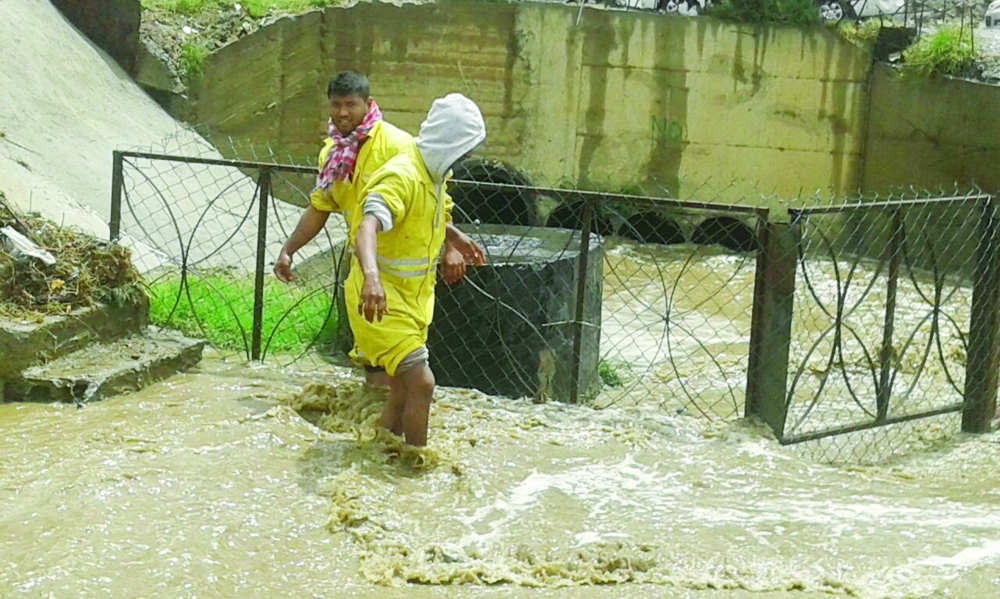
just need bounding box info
[329,94,369,136]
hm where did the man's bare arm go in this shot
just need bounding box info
[445,223,485,266]
[356,214,388,322]
[274,206,330,283]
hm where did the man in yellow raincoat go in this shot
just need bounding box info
[274,72,481,388]
[274,71,411,286]
[350,93,487,446]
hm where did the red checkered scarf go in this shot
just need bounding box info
[315,100,382,190]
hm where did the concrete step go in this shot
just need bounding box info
[0,300,148,379]
[2,330,204,404]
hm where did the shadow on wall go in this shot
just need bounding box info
[51,0,141,74]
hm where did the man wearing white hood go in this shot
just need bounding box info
[347,93,487,447]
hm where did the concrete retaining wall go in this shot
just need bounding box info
[188,1,871,205]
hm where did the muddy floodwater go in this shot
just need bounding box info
[2,249,1000,598]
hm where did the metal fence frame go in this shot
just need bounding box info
[110,150,999,444]
[112,150,315,361]
[746,193,999,443]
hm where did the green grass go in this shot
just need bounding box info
[902,26,981,78]
[706,0,821,27]
[838,20,886,50]
[149,274,338,356]
[178,42,207,86]
[599,361,627,388]
[141,0,343,19]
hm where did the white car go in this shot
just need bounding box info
[986,0,1000,28]
[819,0,906,22]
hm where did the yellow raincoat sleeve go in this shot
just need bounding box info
[309,140,342,213]
[310,188,341,213]
[361,165,414,225]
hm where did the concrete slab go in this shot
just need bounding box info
[0,300,148,379]
[3,330,204,404]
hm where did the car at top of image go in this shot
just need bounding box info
[566,0,906,23]
[986,0,1000,28]
[817,0,906,23]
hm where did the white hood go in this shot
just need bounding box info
[415,93,487,183]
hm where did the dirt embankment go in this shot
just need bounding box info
[141,4,269,88]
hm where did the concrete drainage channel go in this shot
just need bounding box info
[0,301,204,405]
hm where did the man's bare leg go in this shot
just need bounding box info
[380,377,406,437]
[366,369,390,388]
[398,364,435,447]
[365,367,403,436]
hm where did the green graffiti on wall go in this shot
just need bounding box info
[651,115,684,145]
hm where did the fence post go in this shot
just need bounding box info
[251,168,271,362]
[745,214,799,438]
[963,197,1000,433]
[110,151,123,242]
[876,208,904,423]
[569,199,594,405]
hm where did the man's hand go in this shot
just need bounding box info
[446,227,486,267]
[275,207,330,284]
[359,273,388,323]
[441,244,467,285]
[274,249,295,284]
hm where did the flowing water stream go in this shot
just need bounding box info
[1,248,997,598]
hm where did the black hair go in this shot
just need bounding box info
[327,71,370,100]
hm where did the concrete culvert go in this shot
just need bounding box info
[621,213,686,245]
[545,202,615,236]
[450,160,534,226]
[691,217,759,253]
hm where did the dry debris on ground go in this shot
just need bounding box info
[0,192,143,318]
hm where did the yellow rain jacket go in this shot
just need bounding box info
[345,94,487,376]
[309,120,413,221]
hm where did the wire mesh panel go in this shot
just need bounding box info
[110,142,996,460]
[782,192,985,448]
[438,172,768,417]
[592,205,764,419]
[115,134,347,368]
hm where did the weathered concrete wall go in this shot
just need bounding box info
[192,2,525,167]
[51,0,141,74]
[516,6,870,202]
[862,64,1000,194]
[852,65,1000,280]
[188,1,872,204]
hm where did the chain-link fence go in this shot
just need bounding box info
[111,145,998,462]
[429,177,767,419]
[729,190,999,463]
[113,133,345,369]
[779,193,988,458]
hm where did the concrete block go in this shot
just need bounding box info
[428,224,604,402]
[3,331,204,404]
[0,299,148,379]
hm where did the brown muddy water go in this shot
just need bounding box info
[2,248,999,598]
[595,244,972,444]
